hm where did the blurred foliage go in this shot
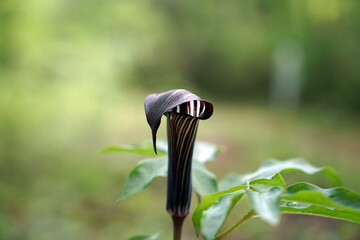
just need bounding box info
[1,0,360,111]
[0,0,360,239]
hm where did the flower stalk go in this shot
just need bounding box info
[172,216,185,240]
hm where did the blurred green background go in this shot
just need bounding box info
[1,0,359,239]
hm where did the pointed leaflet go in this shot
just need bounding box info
[118,157,167,201]
[250,173,286,187]
[281,182,360,223]
[282,182,360,212]
[144,89,213,153]
[219,158,341,190]
[281,204,360,223]
[98,142,165,155]
[192,161,218,197]
[247,186,283,226]
[200,191,245,240]
[192,186,247,237]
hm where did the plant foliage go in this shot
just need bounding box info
[102,141,360,240]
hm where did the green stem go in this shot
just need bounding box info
[215,210,256,240]
[172,216,185,240]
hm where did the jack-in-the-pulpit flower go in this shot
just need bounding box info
[145,89,213,240]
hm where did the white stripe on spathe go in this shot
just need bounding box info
[190,101,194,116]
[174,100,207,118]
[200,102,206,116]
[196,100,200,117]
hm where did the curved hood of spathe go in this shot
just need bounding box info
[144,89,213,153]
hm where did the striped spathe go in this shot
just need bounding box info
[144,89,213,230]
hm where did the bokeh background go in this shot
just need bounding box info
[1,0,359,239]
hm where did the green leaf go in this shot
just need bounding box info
[99,142,165,155]
[109,140,220,201]
[118,157,167,201]
[193,161,218,197]
[219,173,244,191]
[118,154,218,200]
[201,191,245,240]
[249,173,286,187]
[128,232,160,240]
[100,140,220,162]
[282,182,360,210]
[157,139,220,163]
[219,158,341,190]
[281,203,360,223]
[192,185,247,237]
[193,141,221,163]
[247,186,283,225]
[219,171,286,192]
[280,182,360,223]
